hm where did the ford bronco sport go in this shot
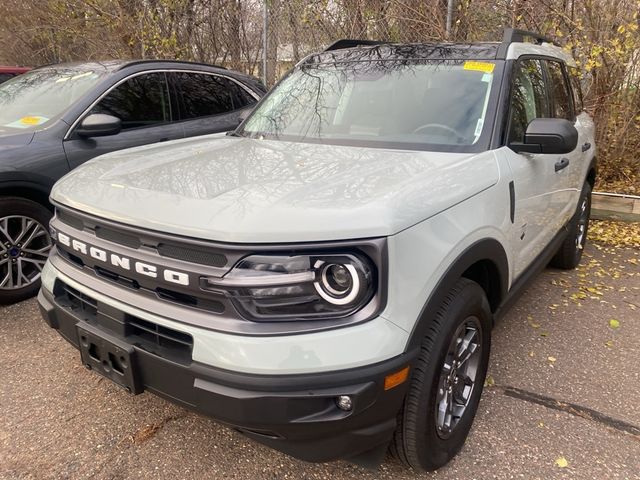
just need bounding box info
[38,29,595,471]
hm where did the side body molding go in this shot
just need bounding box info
[406,238,509,350]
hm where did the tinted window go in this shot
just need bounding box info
[508,59,549,144]
[546,61,572,120]
[174,73,256,120]
[568,67,584,113]
[0,73,14,84]
[91,73,170,130]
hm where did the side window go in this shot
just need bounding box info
[173,73,256,120]
[568,67,584,113]
[508,59,549,144]
[0,73,15,84]
[546,61,573,120]
[90,73,170,130]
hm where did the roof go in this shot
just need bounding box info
[32,59,227,73]
[304,43,501,65]
[303,28,574,66]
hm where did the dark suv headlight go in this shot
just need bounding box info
[202,253,376,321]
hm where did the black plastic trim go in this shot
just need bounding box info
[509,181,515,223]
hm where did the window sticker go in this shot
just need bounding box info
[474,118,484,137]
[464,61,495,73]
[5,116,49,129]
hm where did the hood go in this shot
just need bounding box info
[51,135,500,243]
[0,131,35,150]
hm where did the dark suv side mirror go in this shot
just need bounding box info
[510,118,578,154]
[76,113,122,138]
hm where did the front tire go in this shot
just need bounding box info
[0,197,53,305]
[391,278,492,471]
[550,182,592,270]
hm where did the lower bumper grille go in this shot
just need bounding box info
[53,279,193,364]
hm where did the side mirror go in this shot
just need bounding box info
[76,113,121,138]
[510,118,578,154]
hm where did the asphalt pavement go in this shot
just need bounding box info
[1,242,639,480]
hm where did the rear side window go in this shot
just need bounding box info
[546,60,573,120]
[568,67,584,113]
[173,73,256,120]
[508,59,549,144]
[91,73,171,130]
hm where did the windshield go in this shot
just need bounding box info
[0,67,108,133]
[240,60,500,151]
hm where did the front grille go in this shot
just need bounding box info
[94,225,141,249]
[157,243,227,267]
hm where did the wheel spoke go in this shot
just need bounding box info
[456,329,479,367]
[22,246,52,258]
[0,263,13,288]
[21,257,46,271]
[0,217,15,244]
[21,223,47,249]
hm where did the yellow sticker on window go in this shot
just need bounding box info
[463,61,495,73]
[20,116,46,125]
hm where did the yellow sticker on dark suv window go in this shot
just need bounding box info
[463,61,495,73]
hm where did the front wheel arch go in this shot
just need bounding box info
[405,238,508,351]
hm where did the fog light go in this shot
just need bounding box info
[336,395,353,411]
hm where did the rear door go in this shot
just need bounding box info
[170,72,258,138]
[543,59,585,223]
[502,58,566,277]
[63,72,185,169]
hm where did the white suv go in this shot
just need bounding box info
[38,29,595,471]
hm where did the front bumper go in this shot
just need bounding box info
[38,284,417,463]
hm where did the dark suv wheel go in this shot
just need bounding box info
[550,182,592,270]
[0,197,53,305]
[391,278,492,471]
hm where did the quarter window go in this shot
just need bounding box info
[568,67,584,113]
[546,61,573,120]
[508,59,549,144]
[90,73,171,130]
[173,73,256,120]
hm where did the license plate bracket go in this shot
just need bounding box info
[76,323,142,394]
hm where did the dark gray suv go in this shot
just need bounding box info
[0,60,265,304]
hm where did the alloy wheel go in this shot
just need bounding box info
[435,317,483,439]
[575,196,589,249]
[0,216,52,290]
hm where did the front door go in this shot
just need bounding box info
[503,58,566,278]
[64,72,184,169]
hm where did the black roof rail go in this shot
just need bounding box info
[497,27,557,59]
[324,39,385,52]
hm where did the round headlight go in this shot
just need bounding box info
[313,260,361,305]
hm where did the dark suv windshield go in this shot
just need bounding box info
[0,67,108,133]
[240,59,500,151]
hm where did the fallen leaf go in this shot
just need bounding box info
[555,456,569,468]
[605,340,614,348]
[609,319,620,329]
[484,375,495,387]
[548,356,557,362]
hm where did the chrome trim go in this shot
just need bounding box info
[64,68,261,140]
[205,270,315,288]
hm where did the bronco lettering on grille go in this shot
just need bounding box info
[55,231,190,287]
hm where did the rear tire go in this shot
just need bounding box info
[391,278,492,471]
[550,182,591,270]
[0,197,53,305]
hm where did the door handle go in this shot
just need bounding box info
[581,142,591,152]
[555,158,570,172]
